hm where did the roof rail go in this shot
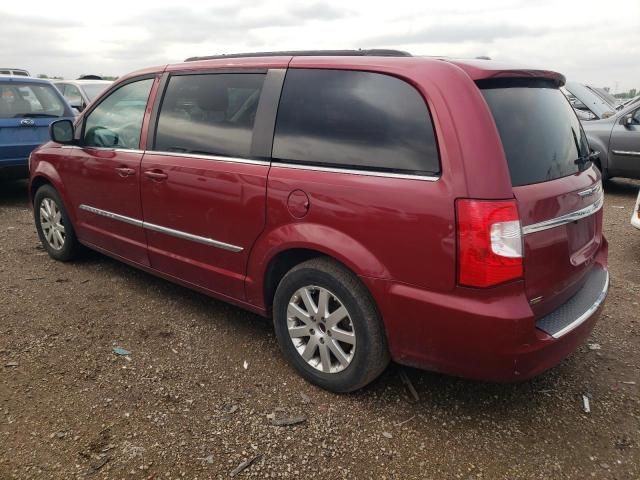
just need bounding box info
[184,49,412,62]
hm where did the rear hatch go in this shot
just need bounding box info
[0,80,71,165]
[480,78,605,318]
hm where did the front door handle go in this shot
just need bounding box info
[144,169,168,181]
[115,167,136,177]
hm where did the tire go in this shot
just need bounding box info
[33,185,80,261]
[273,257,390,392]
[595,160,609,183]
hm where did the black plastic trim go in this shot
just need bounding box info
[251,69,286,160]
[147,72,170,150]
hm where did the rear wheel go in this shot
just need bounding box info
[273,258,389,392]
[34,185,80,261]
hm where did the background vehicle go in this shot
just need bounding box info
[29,51,608,392]
[53,79,112,112]
[582,102,640,181]
[632,189,640,230]
[0,68,30,77]
[623,95,640,109]
[563,81,617,121]
[0,76,74,179]
[590,86,624,111]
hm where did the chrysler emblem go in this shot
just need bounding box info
[20,118,35,126]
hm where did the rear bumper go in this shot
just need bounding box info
[364,256,608,382]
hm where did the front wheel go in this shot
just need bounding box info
[273,258,389,392]
[34,185,80,261]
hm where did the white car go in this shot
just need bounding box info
[632,189,640,230]
[0,68,30,77]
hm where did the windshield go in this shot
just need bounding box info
[82,83,110,101]
[481,81,590,187]
[0,81,66,118]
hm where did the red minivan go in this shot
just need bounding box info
[29,51,609,392]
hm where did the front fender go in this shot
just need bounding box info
[245,222,389,308]
[29,160,76,224]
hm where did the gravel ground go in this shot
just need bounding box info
[1,178,639,480]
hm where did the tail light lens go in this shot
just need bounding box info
[456,199,523,287]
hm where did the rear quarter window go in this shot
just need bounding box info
[272,69,440,176]
[481,80,589,187]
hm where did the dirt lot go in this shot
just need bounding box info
[1,178,639,480]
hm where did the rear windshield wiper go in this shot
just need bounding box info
[15,113,59,118]
[574,151,599,169]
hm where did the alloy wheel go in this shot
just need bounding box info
[39,198,66,250]
[287,286,356,373]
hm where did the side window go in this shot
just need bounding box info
[55,83,66,95]
[273,69,440,175]
[64,84,83,107]
[633,109,640,124]
[154,73,264,158]
[84,78,153,150]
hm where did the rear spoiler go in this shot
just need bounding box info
[444,59,566,87]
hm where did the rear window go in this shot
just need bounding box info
[0,82,67,118]
[273,69,440,176]
[480,80,590,186]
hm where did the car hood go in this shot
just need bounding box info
[565,81,616,119]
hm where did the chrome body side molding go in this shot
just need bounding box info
[78,204,243,253]
[522,195,604,235]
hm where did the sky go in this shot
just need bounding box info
[2,0,639,92]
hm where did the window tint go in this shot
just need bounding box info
[154,73,265,158]
[84,78,153,149]
[272,69,439,175]
[481,81,589,186]
[0,82,66,118]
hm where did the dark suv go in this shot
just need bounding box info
[29,51,608,392]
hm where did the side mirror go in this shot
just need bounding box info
[49,119,75,144]
[622,114,634,126]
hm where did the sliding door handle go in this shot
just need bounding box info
[115,167,136,177]
[144,170,168,181]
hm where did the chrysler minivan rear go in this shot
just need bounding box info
[377,66,608,382]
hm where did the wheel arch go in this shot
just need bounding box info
[29,164,76,223]
[246,224,389,310]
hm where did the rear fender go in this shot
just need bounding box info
[245,223,389,309]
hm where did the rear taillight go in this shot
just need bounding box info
[456,199,523,288]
